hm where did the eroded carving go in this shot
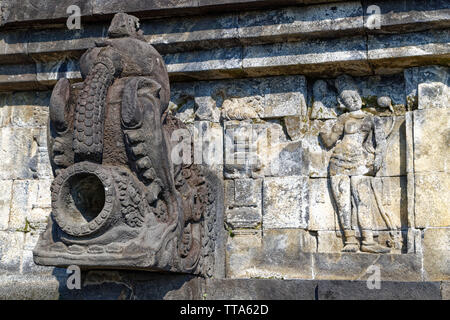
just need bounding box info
[33,13,222,276]
[320,74,402,253]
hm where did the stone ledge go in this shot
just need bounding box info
[1,1,449,62]
[1,29,449,92]
[0,0,352,28]
[316,280,442,300]
[0,273,445,299]
[1,1,449,91]
[363,0,450,35]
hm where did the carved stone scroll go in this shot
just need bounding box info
[33,13,223,276]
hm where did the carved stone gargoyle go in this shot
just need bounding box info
[33,13,223,277]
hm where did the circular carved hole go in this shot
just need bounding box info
[59,173,106,226]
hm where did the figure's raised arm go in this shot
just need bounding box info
[320,116,346,149]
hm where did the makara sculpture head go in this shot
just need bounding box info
[33,13,223,276]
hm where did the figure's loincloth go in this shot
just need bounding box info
[329,141,375,176]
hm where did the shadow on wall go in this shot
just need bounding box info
[53,267,200,300]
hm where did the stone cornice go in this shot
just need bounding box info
[0,0,350,28]
[0,0,449,91]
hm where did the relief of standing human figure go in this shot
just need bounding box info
[320,75,391,253]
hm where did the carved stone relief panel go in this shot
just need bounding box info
[316,74,404,254]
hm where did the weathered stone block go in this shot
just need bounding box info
[0,127,51,180]
[224,120,286,178]
[224,179,235,209]
[165,46,243,79]
[414,66,449,110]
[263,176,308,229]
[234,178,261,207]
[262,140,309,177]
[0,180,12,231]
[415,173,450,228]
[8,179,52,231]
[28,207,52,232]
[405,68,419,109]
[144,11,239,54]
[193,121,223,176]
[317,231,344,253]
[413,108,450,173]
[226,230,313,279]
[284,115,309,141]
[308,178,336,231]
[0,274,61,300]
[263,76,307,119]
[204,278,317,300]
[379,116,406,176]
[22,232,53,275]
[405,65,449,109]
[197,76,306,121]
[0,231,24,273]
[264,229,317,254]
[9,105,49,128]
[226,232,262,278]
[0,107,9,128]
[406,227,422,254]
[442,282,450,300]
[367,30,450,75]
[318,280,442,300]
[226,207,261,229]
[313,253,423,281]
[9,180,36,231]
[25,23,104,56]
[224,121,259,178]
[418,82,450,109]
[238,2,363,44]
[201,78,264,120]
[34,179,52,208]
[243,35,371,77]
[310,79,340,120]
[3,91,51,109]
[0,94,50,128]
[423,228,450,281]
[224,179,263,228]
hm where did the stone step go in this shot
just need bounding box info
[0,272,446,299]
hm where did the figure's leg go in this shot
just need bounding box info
[330,175,358,252]
[351,176,390,253]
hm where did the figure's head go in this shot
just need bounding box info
[335,74,362,112]
[338,89,362,111]
[108,13,141,38]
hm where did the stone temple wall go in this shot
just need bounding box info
[0,0,448,299]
